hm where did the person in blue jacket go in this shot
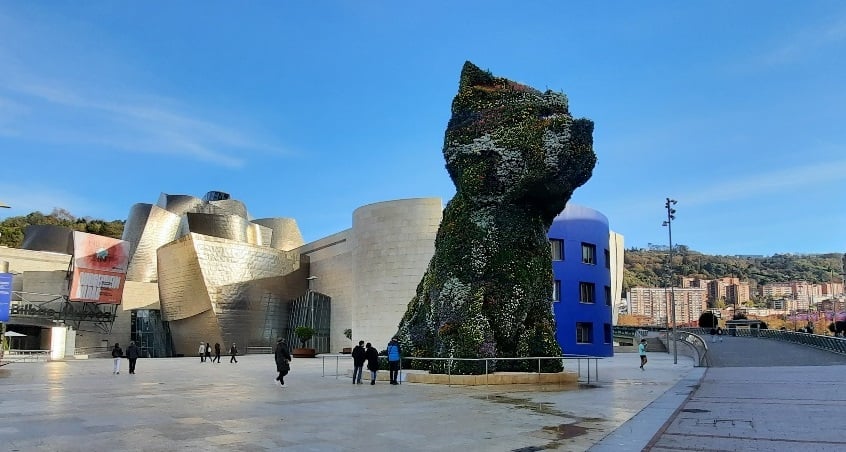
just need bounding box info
[386,337,402,385]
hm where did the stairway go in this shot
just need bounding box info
[646,337,667,353]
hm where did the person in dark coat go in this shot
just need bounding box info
[126,341,140,374]
[274,338,292,387]
[229,342,238,363]
[351,340,366,384]
[213,342,221,363]
[204,342,212,363]
[365,342,380,385]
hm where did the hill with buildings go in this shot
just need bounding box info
[624,247,844,292]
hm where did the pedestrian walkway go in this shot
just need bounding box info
[0,351,693,451]
[593,335,846,451]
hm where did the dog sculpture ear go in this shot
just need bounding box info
[458,61,495,90]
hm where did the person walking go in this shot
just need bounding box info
[199,342,206,363]
[716,326,724,342]
[365,342,380,385]
[274,338,292,387]
[639,339,648,370]
[386,337,401,385]
[111,343,123,375]
[204,342,212,363]
[229,342,238,363]
[351,340,366,384]
[213,342,221,363]
[709,327,717,343]
[126,341,139,374]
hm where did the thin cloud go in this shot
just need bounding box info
[754,13,846,67]
[1,76,283,168]
[683,159,846,206]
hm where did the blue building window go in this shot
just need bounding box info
[581,243,596,265]
[605,285,612,306]
[604,324,612,343]
[604,248,610,269]
[552,280,561,302]
[577,322,593,343]
[550,239,564,261]
[579,282,596,304]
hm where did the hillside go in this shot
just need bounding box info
[624,246,844,293]
[0,209,125,247]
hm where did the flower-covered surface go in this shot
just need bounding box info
[397,61,596,374]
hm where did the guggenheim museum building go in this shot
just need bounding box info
[1,190,622,359]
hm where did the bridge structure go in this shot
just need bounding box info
[596,326,846,450]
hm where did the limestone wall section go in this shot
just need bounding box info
[350,198,441,349]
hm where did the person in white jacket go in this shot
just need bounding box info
[199,342,206,362]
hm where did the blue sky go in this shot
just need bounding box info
[1,1,844,256]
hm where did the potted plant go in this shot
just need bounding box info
[293,326,316,358]
[342,328,353,354]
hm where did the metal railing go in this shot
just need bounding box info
[674,331,709,367]
[320,354,603,385]
[72,346,111,358]
[1,349,52,363]
[246,346,273,354]
[728,328,846,355]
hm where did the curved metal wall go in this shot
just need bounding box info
[252,218,305,251]
[208,199,249,219]
[156,193,204,216]
[122,203,181,282]
[157,233,306,355]
[21,225,74,254]
[179,213,267,245]
[350,198,442,350]
[548,204,613,357]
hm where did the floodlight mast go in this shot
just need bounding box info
[662,198,678,365]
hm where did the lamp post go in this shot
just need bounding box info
[662,198,678,364]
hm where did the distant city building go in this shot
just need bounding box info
[627,287,707,326]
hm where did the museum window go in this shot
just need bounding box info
[604,248,611,269]
[605,285,612,306]
[576,322,593,343]
[550,239,564,261]
[581,242,596,265]
[552,280,561,302]
[579,282,596,304]
[604,323,612,343]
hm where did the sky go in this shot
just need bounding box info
[1,1,845,256]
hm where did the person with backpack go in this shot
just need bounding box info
[386,337,402,385]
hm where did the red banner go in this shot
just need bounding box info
[69,232,129,304]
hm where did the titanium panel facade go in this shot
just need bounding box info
[178,213,267,245]
[157,233,307,355]
[252,218,305,251]
[123,204,181,283]
[21,225,74,255]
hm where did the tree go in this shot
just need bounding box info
[294,326,315,348]
[698,312,718,328]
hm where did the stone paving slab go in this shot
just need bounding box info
[647,365,846,451]
[0,352,695,451]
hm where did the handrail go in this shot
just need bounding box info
[2,349,52,363]
[246,346,273,354]
[726,328,846,355]
[320,354,603,384]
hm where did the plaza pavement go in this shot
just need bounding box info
[0,351,695,451]
[6,338,844,452]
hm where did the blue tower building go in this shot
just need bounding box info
[548,204,614,357]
